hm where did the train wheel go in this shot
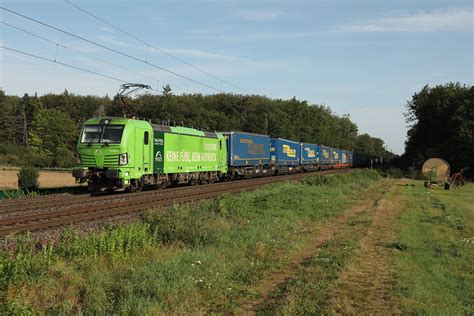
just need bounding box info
[129,178,144,192]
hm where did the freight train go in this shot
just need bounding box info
[72,117,381,192]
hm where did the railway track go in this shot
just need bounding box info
[0,169,349,236]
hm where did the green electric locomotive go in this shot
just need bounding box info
[73,117,227,191]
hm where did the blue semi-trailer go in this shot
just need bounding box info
[223,131,272,178]
[270,138,301,174]
[319,145,332,167]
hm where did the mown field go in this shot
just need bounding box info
[0,169,80,190]
[0,170,472,314]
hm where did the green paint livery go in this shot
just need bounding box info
[73,117,227,190]
[153,130,227,174]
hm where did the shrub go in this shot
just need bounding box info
[303,169,381,187]
[17,167,39,192]
[303,174,337,186]
[405,166,423,180]
[0,143,52,168]
[385,168,404,179]
[54,147,75,168]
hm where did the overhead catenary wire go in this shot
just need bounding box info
[1,45,127,83]
[3,45,166,97]
[0,6,223,93]
[64,0,249,93]
[1,20,187,93]
[0,21,68,48]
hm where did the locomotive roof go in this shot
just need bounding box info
[152,124,223,139]
[84,117,147,125]
[84,118,222,138]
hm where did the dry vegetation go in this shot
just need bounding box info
[0,169,80,189]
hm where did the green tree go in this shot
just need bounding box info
[354,134,386,156]
[162,84,173,97]
[403,82,473,177]
[0,88,397,168]
[29,108,77,158]
[0,92,20,144]
[15,93,43,146]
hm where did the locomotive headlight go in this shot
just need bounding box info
[119,153,128,165]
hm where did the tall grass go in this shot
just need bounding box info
[0,189,39,200]
[0,234,54,283]
[57,223,155,259]
[0,169,382,314]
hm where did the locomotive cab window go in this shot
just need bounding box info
[81,125,101,143]
[80,124,125,144]
[144,131,149,145]
[101,125,125,144]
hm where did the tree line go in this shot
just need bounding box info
[399,82,473,179]
[0,86,391,168]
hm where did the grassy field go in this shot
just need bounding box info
[0,169,80,190]
[0,171,472,314]
[392,182,474,314]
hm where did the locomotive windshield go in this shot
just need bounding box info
[81,125,125,144]
[81,125,101,143]
[101,125,125,143]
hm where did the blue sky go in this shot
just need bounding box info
[1,0,473,153]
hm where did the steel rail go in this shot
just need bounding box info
[0,169,349,236]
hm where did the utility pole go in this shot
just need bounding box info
[343,113,350,150]
[22,103,28,147]
[264,113,268,135]
[348,113,351,150]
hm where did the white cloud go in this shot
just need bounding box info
[339,7,473,33]
[190,28,317,41]
[237,9,286,21]
[228,30,317,41]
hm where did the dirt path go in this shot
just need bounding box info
[327,183,405,314]
[236,180,393,315]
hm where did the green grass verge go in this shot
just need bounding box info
[254,209,374,314]
[393,182,474,314]
[0,190,39,200]
[0,170,382,314]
